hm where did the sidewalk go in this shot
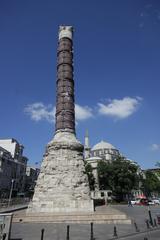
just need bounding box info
[11,221,160,240]
[10,204,160,240]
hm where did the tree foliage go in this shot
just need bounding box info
[84,162,95,191]
[97,157,140,201]
[141,170,160,197]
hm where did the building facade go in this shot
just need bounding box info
[84,132,146,202]
[0,139,28,198]
[25,166,40,197]
[84,132,121,201]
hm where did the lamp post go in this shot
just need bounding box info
[8,179,14,207]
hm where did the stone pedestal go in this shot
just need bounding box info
[27,132,93,213]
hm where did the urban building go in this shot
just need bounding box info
[84,131,121,201]
[0,139,28,198]
[84,131,121,186]
[84,131,144,202]
[84,131,120,163]
[0,146,14,198]
[25,166,40,197]
[0,139,24,160]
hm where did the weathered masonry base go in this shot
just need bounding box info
[27,132,93,213]
[14,213,131,224]
[15,205,131,224]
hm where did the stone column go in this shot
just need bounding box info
[27,26,93,214]
[56,26,75,133]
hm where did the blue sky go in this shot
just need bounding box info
[0,0,160,169]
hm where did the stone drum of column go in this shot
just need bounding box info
[56,30,75,133]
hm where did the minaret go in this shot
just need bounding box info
[84,129,91,159]
[27,26,93,213]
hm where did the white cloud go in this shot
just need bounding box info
[98,97,142,119]
[25,97,141,123]
[24,102,93,123]
[24,102,55,123]
[150,144,160,151]
[75,104,93,120]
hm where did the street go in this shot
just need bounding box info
[118,229,160,240]
[114,204,160,228]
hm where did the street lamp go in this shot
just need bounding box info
[8,179,14,207]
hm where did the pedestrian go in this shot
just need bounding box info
[128,199,133,207]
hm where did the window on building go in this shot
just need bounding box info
[101,192,104,197]
[108,192,112,197]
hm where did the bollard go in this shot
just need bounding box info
[90,222,94,240]
[66,225,70,240]
[133,221,139,232]
[41,228,44,240]
[145,220,150,229]
[93,199,96,212]
[154,218,157,227]
[2,233,6,240]
[113,226,118,238]
[148,206,153,226]
[157,214,160,224]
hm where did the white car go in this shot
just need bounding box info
[131,198,148,206]
[152,199,160,205]
[131,200,137,205]
[148,200,155,205]
[131,198,142,205]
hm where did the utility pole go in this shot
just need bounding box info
[8,179,14,207]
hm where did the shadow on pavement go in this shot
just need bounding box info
[10,238,23,240]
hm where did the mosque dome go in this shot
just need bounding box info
[92,140,116,151]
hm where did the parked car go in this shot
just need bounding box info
[131,199,137,205]
[152,199,160,205]
[135,198,148,206]
[148,200,155,205]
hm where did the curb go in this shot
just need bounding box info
[0,205,28,214]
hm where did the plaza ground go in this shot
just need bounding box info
[10,204,160,240]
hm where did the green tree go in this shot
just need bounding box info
[97,157,140,201]
[84,162,95,191]
[155,162,160,178]
[96,160,111,190]
[141,170,160,197]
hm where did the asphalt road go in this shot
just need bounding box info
[118,229,160,240]
[113,204,160,228]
